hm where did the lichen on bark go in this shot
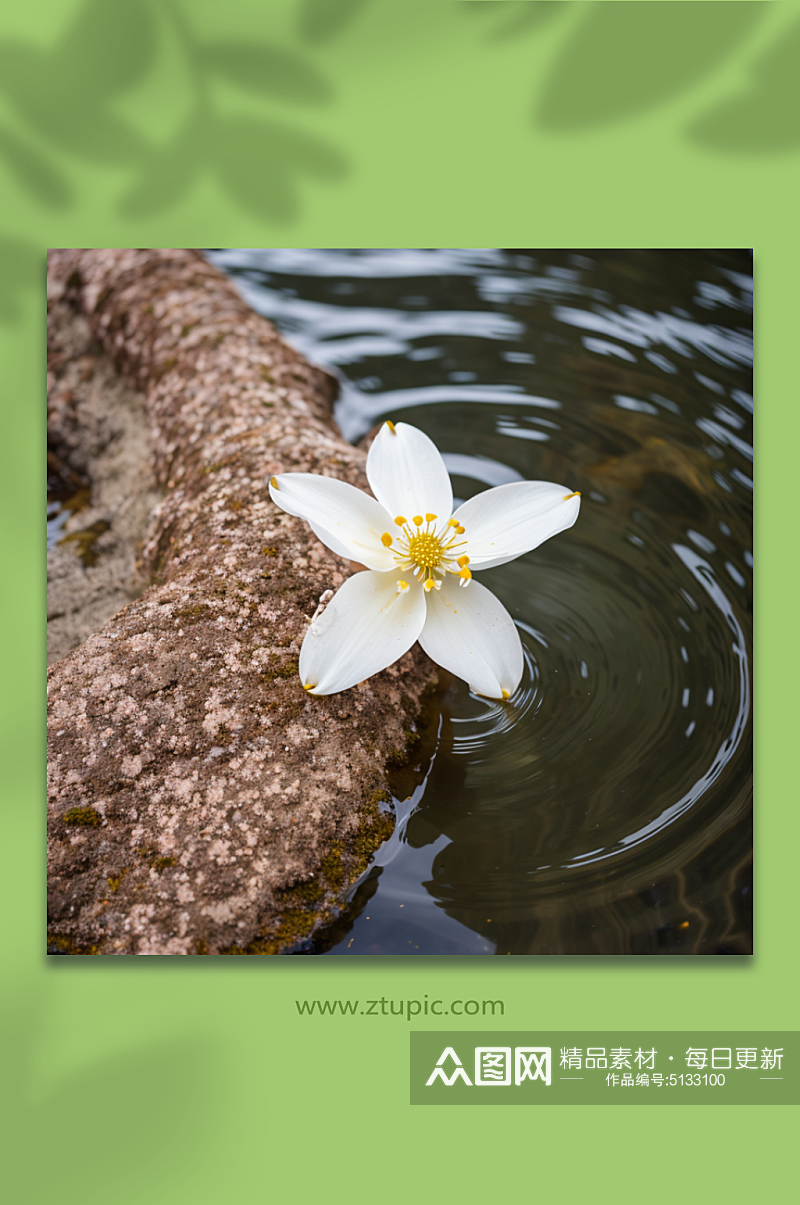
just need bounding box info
[46,249,438,956]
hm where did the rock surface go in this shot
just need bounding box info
[47,285,161,665]
[46,250,438,955]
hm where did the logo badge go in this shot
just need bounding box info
[426,1045,552,1088]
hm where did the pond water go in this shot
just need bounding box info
[207,249,753,956]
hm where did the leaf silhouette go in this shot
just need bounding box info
[2,990,212,1205]
[118,117,204,217]
[537,1,766,131]
[0,42,147,164]
[0,126,72,208]
[54,0,157,97]
[213,115,347,221]
[296,0,373,44]
[0,235,40,323]
[461,1,566,44]
[687,17,800,153]
[200,41,333,104]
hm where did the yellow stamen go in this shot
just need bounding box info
[303,683,316,692]
[447,518,459,528]
[406,530,443,570]
[457,555,470,567]
[456,525,465,535]
[563,491,581,500]
[458,567,472,582]
[270,476,279,490]
[424,578,435,592]
[386,420,396,433]
[381,532,393,547]
[501,688,510,700]
[425,513,437,522]
[413,515,423,526]
[394,515,407,527]
[396,580,409,593]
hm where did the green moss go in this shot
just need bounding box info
[349,791,395,879]
[221,794,396,956]
[64,805,102,828]
[385,726,421,768]
[173,603,208,624]
[222,906,323,956]
[57,519,110,567]
[266,697,304,720]
[61,487,91,514]
[47,933,100,955]
[262,546,277,557]
[136,846,177,872]
[281,879,325,906]
[319,842,345,891]
[260,368,274,383]
[265,655,299,680]
[107,868,130,893]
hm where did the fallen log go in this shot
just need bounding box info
[46,249,438,955]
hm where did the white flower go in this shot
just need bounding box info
[269,421,580,699]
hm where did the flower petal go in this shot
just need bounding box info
[299,571,427,695]
[452,481,581,570]
[366,421,453,525]
[418,575,523,699]
[269,473,395,570]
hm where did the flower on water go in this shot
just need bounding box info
[268,421,580,699]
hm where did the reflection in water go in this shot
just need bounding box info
[209,249,753,956]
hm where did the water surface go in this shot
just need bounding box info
[208,248,753,956]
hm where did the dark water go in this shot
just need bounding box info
[207,249,753,956]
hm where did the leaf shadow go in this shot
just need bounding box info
[535,1,766,132]
[296,0,373,44]
[0,128,72,210]
[117,116,205,219]
[200,40,333,104]
[0,0,156,165]
[3,989,214,1205]
[0,0,349,223]
[212,114,347,222]
[686,16,800,154]
[54,0,157,98]
[0,235,40,325]
[460,0,566,44]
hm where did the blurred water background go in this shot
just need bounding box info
[207,248,753,956]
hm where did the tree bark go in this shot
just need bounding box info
[47,249,437,955]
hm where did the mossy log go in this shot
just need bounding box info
[46,249,438,955]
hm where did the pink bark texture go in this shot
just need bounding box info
[47,249,437,955]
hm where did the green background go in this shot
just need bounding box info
[5,0,795,1199]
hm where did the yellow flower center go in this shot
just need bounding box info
[382,514,470,590]
[406,530,444,571]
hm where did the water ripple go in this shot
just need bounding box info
[209,248,753,955]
